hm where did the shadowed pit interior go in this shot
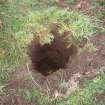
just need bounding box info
[28,34,78,76]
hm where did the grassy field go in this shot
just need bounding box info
[0,0,105,105]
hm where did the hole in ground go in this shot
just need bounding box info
[28,35,77,76]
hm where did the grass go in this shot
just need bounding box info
[27,7,97,45]
[0,0,105,105]
[17,72,105,105]
[18,87,49,105]
[0,0,97,84]
[55,73,105,105]
[0,2,27,86]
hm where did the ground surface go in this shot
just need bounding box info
[2,34,105,105]
[0,0,105,105]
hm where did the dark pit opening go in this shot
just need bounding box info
[28,35,77,76]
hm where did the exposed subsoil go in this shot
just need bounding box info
[28,34,76,76]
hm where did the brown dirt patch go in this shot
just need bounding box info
[0,94,35,105]
[74,0,91,11]
[7,65,32,89]
[94,91,105,103]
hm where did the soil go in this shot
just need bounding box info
[28,34,77,76]
[94,91,105,103]
[0,94,35,105]
[5,34,105,101]
[32,34,105,95]
[1,0,105,104]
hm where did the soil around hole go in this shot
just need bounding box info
[28,35,77,76]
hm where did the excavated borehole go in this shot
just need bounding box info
[28,35,77,76]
